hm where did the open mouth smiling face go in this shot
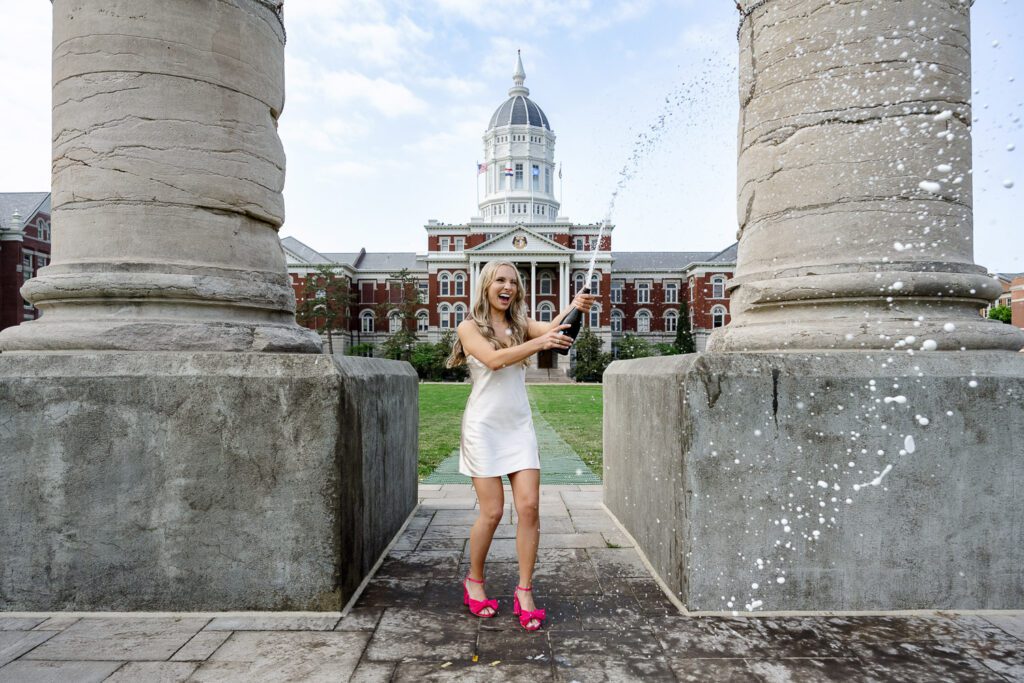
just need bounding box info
[489,266,518,310]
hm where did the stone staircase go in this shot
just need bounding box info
[525,367,573,383]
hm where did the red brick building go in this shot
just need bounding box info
[281,54,735,371]
[1011,275,1024,330]
[0,193,51,333]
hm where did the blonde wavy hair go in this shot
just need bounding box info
[446,260,531,368]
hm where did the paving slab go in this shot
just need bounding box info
[204,614,340,631]
[105,661,199,682]
[0,618,45,631]
[170,630,232,662]
[31,617,80,631]
[0,660,123,683]
[23,617,206,662]
[195,631,370,682]
[0,631,56,666]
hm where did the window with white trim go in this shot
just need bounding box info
[416,310,429,332]
[453,303,467,327]
[515,163,523,189]
[611,310,623,333]
[664,281,679,304]
[574,237,585,251]
[417,281,428,302]
[454,272,465,297]
[611,280,623,304]
[665,310,678,333]
[589,273,600,295]
[712,305,727,328]
[360,309,375,333]
[711,276,727,299]
[637,310,651,333]
[454,237,464,251]
[439,304,452,329]
[589,304,601,328]
[538,302,554,323]
[439,272,450,297]
[539,272,552,295]
[439,237,449,252]
[636,282,651,304]
[574,272,586,294]
[389,311,402,333]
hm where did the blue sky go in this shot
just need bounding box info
[2,1,1021,271]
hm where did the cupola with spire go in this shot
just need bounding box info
[479,52,559,224]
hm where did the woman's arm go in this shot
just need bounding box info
[458,319,573,371]
[526,292,598,339]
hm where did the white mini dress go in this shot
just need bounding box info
[458,355,541,478]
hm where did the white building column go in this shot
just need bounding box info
[559,260,569,312]
[530,261,537,319]
[469,261,477,308]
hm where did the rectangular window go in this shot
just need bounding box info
[532,164,540,191]
[360,281,374,303]
[637,282,651,304]
[417,314,429,332]
[611,281,623,304]
[388,281,402,304]
[454,237,464,251]
[515,163,523,189]
[665,315,677,333]
[575,237,585,251]
[539,275,552,295]
[665,282,679,304]
[439,237,449,252]
[417,282,428,302]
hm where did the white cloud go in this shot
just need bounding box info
[319,70,427,117]
[318,16,432,69]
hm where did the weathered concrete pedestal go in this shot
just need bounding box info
[605,352,1024,611]
[0,353,417,611]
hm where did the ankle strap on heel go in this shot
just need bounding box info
[516,585,532,592]
[466,575,485,585]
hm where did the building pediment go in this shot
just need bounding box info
[469,226,571,255]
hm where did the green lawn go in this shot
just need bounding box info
[417,383,603,479]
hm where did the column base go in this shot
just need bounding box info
[604,351,1024,611]
[0,352,417,610]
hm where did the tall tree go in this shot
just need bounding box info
[572,327,612,382]
[674,300,697,354]
[295,265,353,354]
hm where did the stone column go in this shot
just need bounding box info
[0,0,320,352]
[709,0,1024,353]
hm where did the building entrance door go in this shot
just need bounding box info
[537,350,554,369]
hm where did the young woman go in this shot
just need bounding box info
[446,260,596,631]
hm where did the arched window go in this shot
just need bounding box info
[454,272,466,297]
[539,272,553,295]
[538,302,555,323]
[589,273,600,294]
[589,303,601,328]
[574,272,586,294]
[439,272,451,297]
[453,303,467,326]
[360,309,375,333]
[388,311,402,333]
[416,310,429,332]
[606,309,622,333]
[637,310,651,333]
[439,304,452,329]
[636,282,651,304]
[664,309,678,333]
[711,305,728,328]
[711,276,727,299]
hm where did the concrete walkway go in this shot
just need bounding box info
[1,485,1022,681]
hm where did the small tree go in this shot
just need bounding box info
[674,300,697,354]
[377,268,424,361]
[654,342,679,356]
[295,265,353,354]
[572,327,612,382]
[988,305,1012,324]
[616,333,652,360]
[348,342,374,357]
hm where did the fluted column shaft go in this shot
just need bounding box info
[709,0,1024,352]
[0,0,320,352]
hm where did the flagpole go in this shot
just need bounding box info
[475,161,480,208]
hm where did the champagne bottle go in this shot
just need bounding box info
[555,287,588,355]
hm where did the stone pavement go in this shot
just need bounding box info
[1,484,1022,682]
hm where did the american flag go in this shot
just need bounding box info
[477,162,488,175]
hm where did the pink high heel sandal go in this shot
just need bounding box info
[513,585,546,631]
[463,575,498,618]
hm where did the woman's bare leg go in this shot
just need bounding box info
[467,476,504,615]
[508,468,541,628]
